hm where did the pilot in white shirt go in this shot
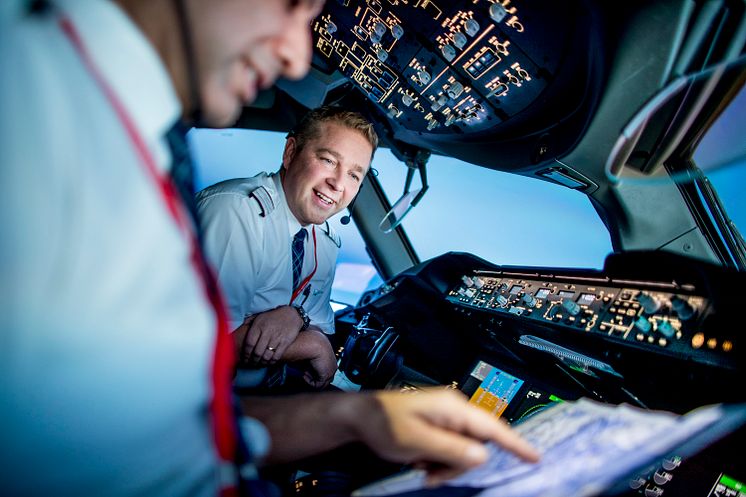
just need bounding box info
[197,107,378,389]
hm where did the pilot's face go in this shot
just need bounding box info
[189,0,324,127]
[282,121,373,226]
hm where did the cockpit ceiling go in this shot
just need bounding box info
[306,0,606,170]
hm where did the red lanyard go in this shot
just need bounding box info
[59,16,238,497]
[290,226,318,304]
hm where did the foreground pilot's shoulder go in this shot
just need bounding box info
[196,173,278,219]
[318,220,341,249]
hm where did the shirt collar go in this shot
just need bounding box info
[58,0,181,170]
[270,173,306,238]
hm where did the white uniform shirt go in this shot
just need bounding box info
[197,172,339,333]
[0,1,220,495]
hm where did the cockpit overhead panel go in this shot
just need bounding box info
[311,0,604,168]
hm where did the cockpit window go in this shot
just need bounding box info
[375,149,613,269]
[693,83,746,236]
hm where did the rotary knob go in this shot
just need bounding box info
[670,296,695,321]
[637,292,661,314]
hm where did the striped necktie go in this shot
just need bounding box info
[291,228,307,292]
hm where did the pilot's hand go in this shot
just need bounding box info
[293,329,337,388]
[361,389,540,486]
[240,306,303,365]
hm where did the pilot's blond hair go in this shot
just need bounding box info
[290,106,378,160]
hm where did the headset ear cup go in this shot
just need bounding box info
[340,331,377,384]
[366,329,401,387]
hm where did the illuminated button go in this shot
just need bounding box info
[453,32,467,49]
[441,44,456,61]
[609,306,617,313]
[691,332,705,349]
[722,340,733,352]
[626,309,636,317]
[707,337,717,349]
[489,3,507,22]
[465,288,477,298]
[658,338,667,347]
[391,24,404,40]
[622,301,630,308]
[647,336,655,343]
[465,19,480,36]
[636,333,645,341]
[603,296,611,303]
[325,21,337,34]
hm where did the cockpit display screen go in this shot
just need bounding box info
[463,361,524,419]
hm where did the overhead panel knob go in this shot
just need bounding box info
[391,24,404,40]
[489,3,508,23]
[441,44,456,61]
[447,81,464,99]
[453,32,467,49]
[417,69,431,85]
[464,19,480,36]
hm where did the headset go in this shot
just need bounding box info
[338,315,402,387]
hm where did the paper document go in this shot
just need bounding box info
[354,399,732,497]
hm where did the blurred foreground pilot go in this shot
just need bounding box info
[0,1,539,496]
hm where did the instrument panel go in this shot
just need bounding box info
[446,268,734,370]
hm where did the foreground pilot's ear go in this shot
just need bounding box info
[281,136,297,170]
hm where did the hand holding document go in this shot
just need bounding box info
[354,399,746,497]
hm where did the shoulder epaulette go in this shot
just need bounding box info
[248,186,275,217]
[319,221,341,248]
